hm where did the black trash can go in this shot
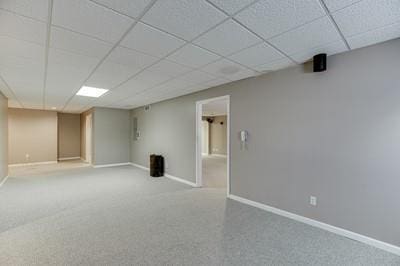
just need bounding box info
[150,154,164,177]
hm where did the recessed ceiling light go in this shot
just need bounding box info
[76,86,108,98]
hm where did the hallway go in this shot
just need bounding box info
[202,155,227,188]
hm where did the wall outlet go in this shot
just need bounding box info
[310,196,317,206]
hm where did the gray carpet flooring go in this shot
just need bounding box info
[0,165,399,265]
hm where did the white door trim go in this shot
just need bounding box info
[196,95,230,196]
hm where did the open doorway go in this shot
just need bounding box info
[196,95,230,195]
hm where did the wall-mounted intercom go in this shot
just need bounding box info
[239,130,248,150]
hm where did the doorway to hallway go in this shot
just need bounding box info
[196,95,230,194]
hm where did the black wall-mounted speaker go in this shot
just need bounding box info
[313,53,327,72]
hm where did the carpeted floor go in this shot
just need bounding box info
[0,165,399,265]
[202,155,227,188]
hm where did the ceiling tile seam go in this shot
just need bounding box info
[61,0,159,111]
[91,49,249,110]
[328,0,365,14]
[319,0,351,50]
[135,20,261,73]
[101,61,230,110]
[344,19,400,40]
[0,34,46,51]
[87,0,137,20]
[0,7,47,23]
[51,24,115,45]
[0,74,24,108]
[96,47,263,110]
[203,0,297,65]
[186,0,261,43]
[42,0,54,109]
[78,0,346,111]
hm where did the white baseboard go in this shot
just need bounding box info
[228,194,400,256]
[8,161,58,167]
[0,175,10,187]
[130,163,149,171]
[93,162,131,168]
[58,157,81,161]
[164,173,198,187]
[130,163,198,187]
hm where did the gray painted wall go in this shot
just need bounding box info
[131,39,400,246]
[93,107,130,165]
[0,92,7,180]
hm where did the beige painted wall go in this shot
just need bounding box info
[209,116,227,155]
[8,108,57,164]
[58,113,80,159]
[0,92,8,180]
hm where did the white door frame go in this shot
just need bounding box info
[196,95,230,196]
[85,114,92,164]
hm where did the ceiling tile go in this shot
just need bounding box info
[85,46,160,90]
[253,57,296,72]
[52,0,134,43]
[179,70,218,85]
[201,77,230,88]
[166,44,220,68]
[85,61,140,90]
[45,48,100,106]
[235,0,325,39]
[120,70,172,91]
[151,77,195,94]
[290,40,348,63]
[66,95,98,109]
[0,36,45,62]
[106,46,159,69]
[91,0,152,18]
[0,0,49,21]
[99,69,174,107]
[347,21,400,50]
[0,76,16,100]
[142,0,227,41]
[8,99,22,108]
[269,17,342,56]
[146,60,192,79]
[48,48,100,70]
[201,58,257,81]
[121,22,185,58]
[208,0,257,15]
[323,0,362,12]
[194,19,261,56]
[50,26,113,58]
[229,42,284,67]
[332,0,400,37]
[0,60,44,104]
[0,9,46,44]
